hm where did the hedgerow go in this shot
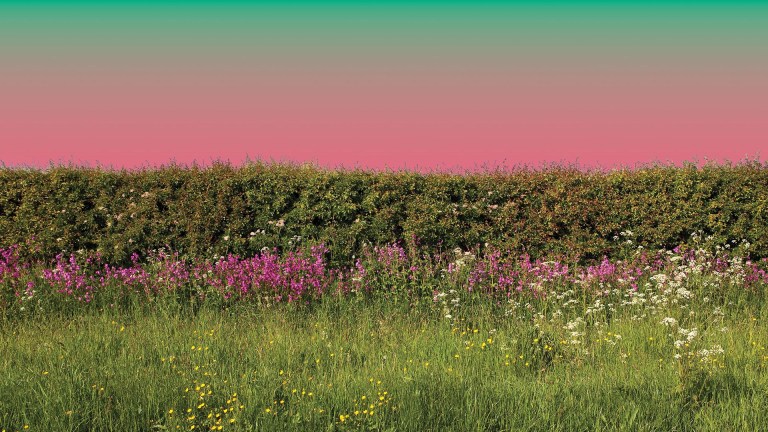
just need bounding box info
[1,160,766,267]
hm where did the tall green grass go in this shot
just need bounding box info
[1,287,767,432]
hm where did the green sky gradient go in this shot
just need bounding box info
[2,1,766,81]
[0,3,763,99]
[2,2,767,52]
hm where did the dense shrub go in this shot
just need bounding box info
[1,160,767,267]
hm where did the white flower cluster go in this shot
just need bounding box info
[446,248,475,273]
[675,287,692,300]
[661,317,678,327]
[563,318,585,345]
[585,298,615,316]
[697,345,725,363]
[674,327,698,349]
[434,289,460,320]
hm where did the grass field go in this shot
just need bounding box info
[2,239,768,431]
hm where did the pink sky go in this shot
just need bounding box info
[2,54,766,171]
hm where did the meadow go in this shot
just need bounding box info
[2,232,768,431]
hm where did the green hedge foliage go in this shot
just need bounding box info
[1,161,767,267]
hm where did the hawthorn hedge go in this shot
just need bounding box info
[1,161,767,267]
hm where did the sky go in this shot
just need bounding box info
[1,1,766,171]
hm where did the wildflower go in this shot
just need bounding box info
[660,317,677,327]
